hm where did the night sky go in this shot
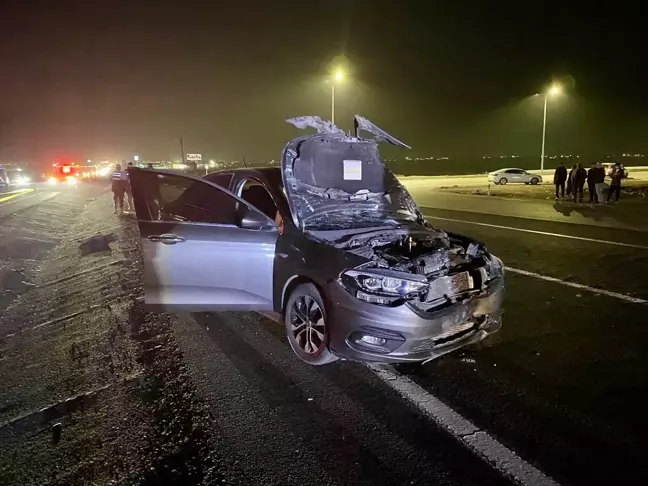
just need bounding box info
[1,1,646,164]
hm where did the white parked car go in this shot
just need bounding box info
[602,163,629,179]
[489,168,542,185]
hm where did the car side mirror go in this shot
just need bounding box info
[238,206,273,230]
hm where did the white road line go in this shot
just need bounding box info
[505,267,648,304]
[367,364,561,486]
[0,192,39,205]
[256,312,561,484]
[424,215,648,250]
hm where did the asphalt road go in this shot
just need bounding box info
[404,183,648,231]
[1,182,646,485]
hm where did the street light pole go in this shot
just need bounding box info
[540,95,548,176]
[539,83,562,177]
[331,82,335,125]
[330,70,344,125]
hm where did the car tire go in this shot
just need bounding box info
[530,177,539,185]
[284,283,339,366]
[499,178,508,185]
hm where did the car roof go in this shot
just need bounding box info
[210,166,280,176]
[234,167,280,175]
[206,166,282,186]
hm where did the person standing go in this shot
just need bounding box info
[566,165,576,197]
[553,162,568,200]
[607,163,623,203]
[572,163,587,202]
[594,162,607,204]
[111,163,127,214]
[587,163,598,203]
[124,161,135,212]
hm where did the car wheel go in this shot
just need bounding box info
[284,283,339,366]
[499,178,508,185]
[530,177,539,185]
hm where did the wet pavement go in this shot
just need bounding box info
[404,184,648,231]
[0,183,646,485]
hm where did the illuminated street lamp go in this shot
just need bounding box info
[331,69,344,125]
[539,83,563,175]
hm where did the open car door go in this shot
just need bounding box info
[127,168,278,312]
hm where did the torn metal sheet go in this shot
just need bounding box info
[354,115,411,149]
[286,116,345,135]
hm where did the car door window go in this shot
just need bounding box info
[238,179,278,220]
[204,172,233,189]
[155,173,239,224]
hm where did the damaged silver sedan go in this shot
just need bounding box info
[128,115,504,365]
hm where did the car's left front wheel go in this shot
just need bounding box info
[284,283,339,366]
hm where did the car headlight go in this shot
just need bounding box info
[339,268,429,305]
[48,177,58,184]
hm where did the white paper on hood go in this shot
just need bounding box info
[343,160,362,180]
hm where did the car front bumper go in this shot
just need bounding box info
[325,277,504,363]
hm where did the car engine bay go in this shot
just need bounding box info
[340,229,503,310]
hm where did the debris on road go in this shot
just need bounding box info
[51,422,62,445]
[78,233,117,256]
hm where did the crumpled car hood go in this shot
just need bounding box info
[281,115,421,233]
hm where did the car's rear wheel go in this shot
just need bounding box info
[284,283,338,365]
[499,178,508,185]
[530,177,539,185]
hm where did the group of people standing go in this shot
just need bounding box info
[553,162,623,204]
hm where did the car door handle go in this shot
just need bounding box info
[147,234,186,244]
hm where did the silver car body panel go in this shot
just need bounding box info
[129,168,278,312]
[139,222,277,312]
[325,275,504,363]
